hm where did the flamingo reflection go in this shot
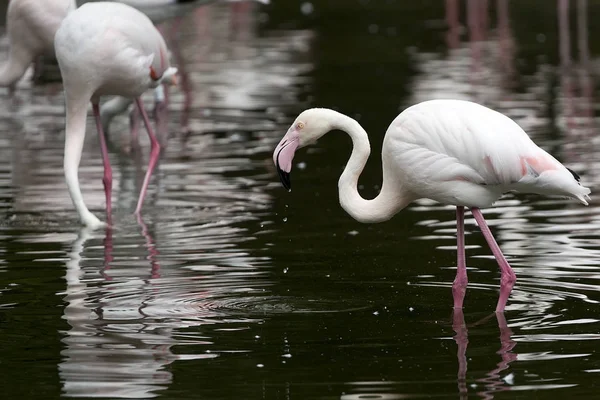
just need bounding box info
[60,226,178,398]
[556,0,595,176]
[452,307,518,399]
[413,0,516,107]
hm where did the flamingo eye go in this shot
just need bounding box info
[296,122,305,130]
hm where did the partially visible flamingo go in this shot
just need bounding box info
[55,2,177,228]
[273,100,591,312]
[0,0,76,89]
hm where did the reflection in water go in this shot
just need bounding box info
[60,227,178,398]
[452,309,518,400]
[4,1,600,399]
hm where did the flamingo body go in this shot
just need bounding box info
[55,2,177,228]
[0,0,76,87]
[55,3,173,100]
[273,99,591,311]
[383,100,590,208]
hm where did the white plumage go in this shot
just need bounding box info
[273,99,591,312]
[55,2,177,228]
[385,100,590,208]
[0,0,76,87]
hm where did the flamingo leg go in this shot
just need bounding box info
[92,102,113,224]
[453,206,468,309]
[470,207,516,313]
[133,97,161,215]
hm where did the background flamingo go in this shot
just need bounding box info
[273,100,591,312]
[0,0,75,89]
[55,2,177,228]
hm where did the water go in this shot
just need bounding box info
[1,0,600,398]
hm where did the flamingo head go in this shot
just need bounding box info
[160,67,179,86]
[273,108,334,190]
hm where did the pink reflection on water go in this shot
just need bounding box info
[452,306,518,399]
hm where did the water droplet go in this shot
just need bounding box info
[257,364,264,368]
[283,217,288,222]
[297,162,307,170]
[503,373,515,385]
[282,354,292,358]
[260,224,264,228]
[255,335,260,339]
[347,230,359,236]
[373,311,379,316]
[409,307,414,312]
[283,267,288,274]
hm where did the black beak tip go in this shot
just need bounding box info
[277,167,291,191]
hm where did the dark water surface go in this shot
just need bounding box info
[1,0,600,398]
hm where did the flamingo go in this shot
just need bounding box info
[273,99,591,312]
[0,0,76,89]
[55,2,177,228]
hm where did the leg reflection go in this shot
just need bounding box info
[60,226,175,398]
[451,294,518,399]
[137,213,161,280]
[452,309,469,400]
[477,313,518,399]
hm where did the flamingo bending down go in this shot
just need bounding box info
[0,0,76,88]
[273,99,591,312]
[55,2,177,228]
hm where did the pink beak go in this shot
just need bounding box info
[273,134,299,190]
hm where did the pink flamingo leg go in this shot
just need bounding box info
[133,97,161,215]
[470,207,516,312]
[453,206,468,309]
[92,103,113,224]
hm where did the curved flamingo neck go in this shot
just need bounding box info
[331,112,413,223]
[63,91,104,228]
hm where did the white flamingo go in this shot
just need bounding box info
[0,0,76,89]
[55,2,177,228]
[273,99,591,312]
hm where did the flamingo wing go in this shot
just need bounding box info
[384,100,590,206]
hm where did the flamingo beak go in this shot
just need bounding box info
[170,73,179,87]
[273,135,299,191]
